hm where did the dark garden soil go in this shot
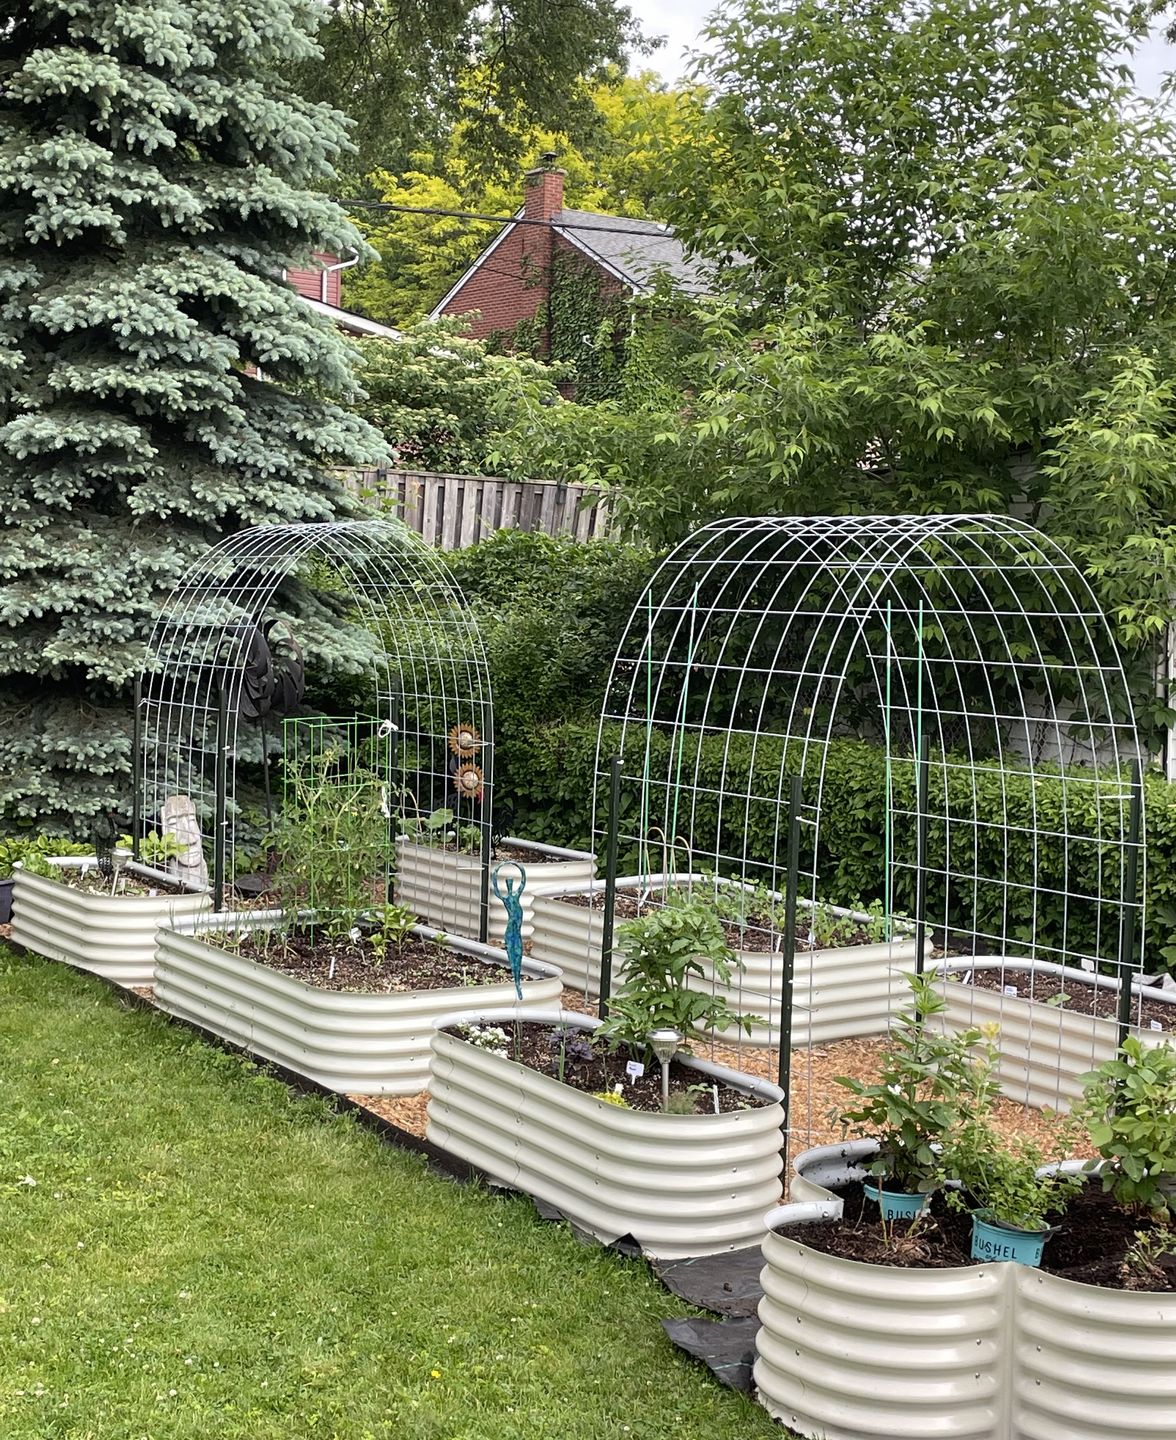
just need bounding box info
[781,1179,1176,1291]
[53,866,195,899]
[958,966,1176,1033]
[237,930,518,995]
[442,1019,775,1115]
[557,888,880,954]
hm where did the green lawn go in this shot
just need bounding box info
[0,949,783,1440]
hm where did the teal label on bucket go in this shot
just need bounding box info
[970,1213,1047,1266]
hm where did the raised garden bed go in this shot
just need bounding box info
[153,919,563,1094]
[931,957,1174,1110]
[425,1007,785,1258]
[394,835,595,944]
[12,857,210,986]
[754,1139,1176,1440]
[531,877,926,1045]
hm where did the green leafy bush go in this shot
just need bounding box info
[1077,1037,1176,1215]
[836,974,980,1194]
[598,895,753,1053]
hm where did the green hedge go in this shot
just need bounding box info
[508,719,1175,976]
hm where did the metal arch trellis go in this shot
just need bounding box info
[134,517,495,937]
[592,513,1147,1144]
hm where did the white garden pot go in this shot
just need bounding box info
[11,857,210,987]
[530,877,926,1045]
[755,1169,1176,1440]
[153,921,563,1095]
[394,835,595,944]
[425,1006,785,1259]
[931,958,1174,1111]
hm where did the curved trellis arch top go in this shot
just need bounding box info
[137,518,493,905]
[595,513,1146,989]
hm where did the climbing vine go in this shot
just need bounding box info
[496,250,630,401]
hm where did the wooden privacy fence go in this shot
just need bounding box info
[344,469,614,548]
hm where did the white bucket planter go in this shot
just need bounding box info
[931,958,1174,1111]
[530,877,926,1045]
[11,857,210,987]
[426,1006,785,1259]
[755,1159,1176,1440]
[394,835,595,944]
[153,921,563,1094]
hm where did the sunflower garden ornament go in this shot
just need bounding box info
[448,722,482,757]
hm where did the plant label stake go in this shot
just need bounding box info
[491,861,526,1000]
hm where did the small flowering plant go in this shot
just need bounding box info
[458,1023,511,1056]
[835,973,982,1194]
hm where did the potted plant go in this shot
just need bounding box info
[395,807,595,944]
[425,895,784,1258]
[11,830,211,986]
[937,1031,1083,1266]
[834,973,980,1219]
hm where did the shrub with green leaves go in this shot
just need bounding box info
[938,1029,1082,1230]
[1078,1037,1176,1215]
[836,973,981,1194]
[598,895,753,1053]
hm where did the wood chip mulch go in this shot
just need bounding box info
[350,986,1090,1153]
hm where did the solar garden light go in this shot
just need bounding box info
[648,1028,682,1112]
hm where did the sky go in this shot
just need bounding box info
[629,0,1175,98]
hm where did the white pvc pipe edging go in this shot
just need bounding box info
[426,1006,785,1259]
[11,858,211,987]
[152,920,563,1094]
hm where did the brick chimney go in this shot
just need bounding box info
[523,154,566,222]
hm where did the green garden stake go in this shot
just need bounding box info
[491,861,527,999]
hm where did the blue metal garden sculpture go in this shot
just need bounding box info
[491,861,527,999]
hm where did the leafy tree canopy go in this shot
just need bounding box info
[344,70,696,327]
[509,0,1176,676]
[293,0,651,185]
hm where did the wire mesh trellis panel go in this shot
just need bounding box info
[592,514,1149,1147]
[136,518,494,937]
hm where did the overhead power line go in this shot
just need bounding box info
[338,197,676,240]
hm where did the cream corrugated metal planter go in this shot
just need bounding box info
[394,835,595,944]
[153,921,563,1094]
[530,877,925,1044]
[426,1006,785,1259]
[754,1142,1176,1440]
[12,857,210,986]
[931,958,1174,1111]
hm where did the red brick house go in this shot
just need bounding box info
[428,162,709,346]
[285,252,401,340]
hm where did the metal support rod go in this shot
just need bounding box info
[777,775,803,1144]
[598,755,622,1019]
[1116,761,1144,1048]
[913,731,930,976]
[130,674,142,861]
[213,678,228,914]
[477,720,495,946]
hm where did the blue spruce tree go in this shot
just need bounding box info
[0,0,388,831]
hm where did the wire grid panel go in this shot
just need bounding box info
[592,514,1147,1128]
[137,519,494,911]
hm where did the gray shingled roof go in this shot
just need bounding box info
[553,209,713,296]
